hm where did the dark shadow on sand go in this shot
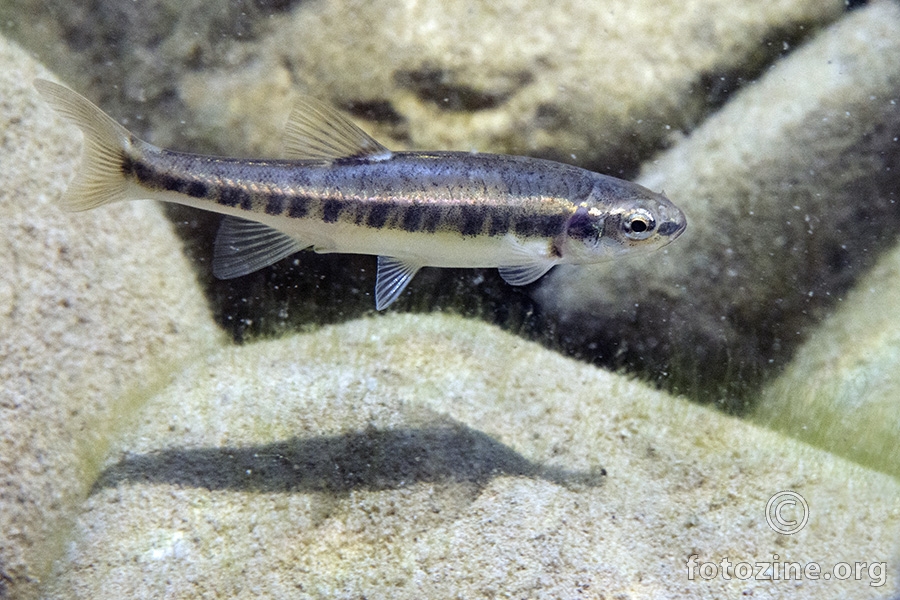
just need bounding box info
[92,422,605,495]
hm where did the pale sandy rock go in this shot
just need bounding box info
[536,1,900,405]
[3,5,899,598]
[179,0,843,171]
[46,314,900,599]
[755,241,900,479]
[0,38,224,600]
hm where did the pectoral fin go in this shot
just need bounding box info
[375,256,423,310]
[213,216,307,279]
[497,261,556,286]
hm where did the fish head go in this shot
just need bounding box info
[559,185,686,263]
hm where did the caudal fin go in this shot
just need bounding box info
[33,78,132,212]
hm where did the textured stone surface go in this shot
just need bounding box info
[755,241,900,479]
[2,3,899,598]
[45,314,900,599]
[2,0,845,170]
[178,0,843,170]
[0,39,223,600]
[536,1,900,406]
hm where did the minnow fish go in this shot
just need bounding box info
[34,78,686,310]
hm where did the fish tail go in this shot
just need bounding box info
[34,78,133,211]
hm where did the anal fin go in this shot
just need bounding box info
[375,256,423,310]
[213,216,307,279]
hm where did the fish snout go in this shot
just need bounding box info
[655,201,687,240]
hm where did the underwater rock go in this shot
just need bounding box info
[536,1,900,407]
[754,240,900,479]
[179,0,844,171]
[4,31,898,595]
[45,313,900,599]
[0,38,223,600]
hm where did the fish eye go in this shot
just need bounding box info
[623,209,656,240]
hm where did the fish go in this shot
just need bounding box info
[34,78,686,310]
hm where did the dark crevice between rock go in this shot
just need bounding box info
[341,99,411,144]
[687,19,832,122]
[395,67,532,112]
[342,99,405,126]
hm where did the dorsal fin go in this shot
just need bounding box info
[283,96,392,161]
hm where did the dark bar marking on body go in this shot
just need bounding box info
[183,180,209,199]
[240,191,255,211]
[488,211,511,237]
[460,205,488,237]
[264,193,285,216]
[322,199,343,223]
[401,204,424,232]
[126,158,160,188]
[124,155,209,199]
[421,206,443,233]
[219,186,250,208]
[288,196,311,219]
[125,157,149,183]
[366,202,391,229]
[158,172,194,196]
[514,214,567,238]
